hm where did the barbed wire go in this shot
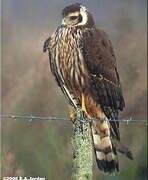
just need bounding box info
[0,115,147,125]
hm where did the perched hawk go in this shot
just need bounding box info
[43,3,133,175]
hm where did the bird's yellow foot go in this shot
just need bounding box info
[70,93,91,123]
[70,113,76,123]
[81,93,91,119]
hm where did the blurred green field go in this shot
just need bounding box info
[1,0,147,179]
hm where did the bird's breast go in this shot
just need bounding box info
[50,28,88,92]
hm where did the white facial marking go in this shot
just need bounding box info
[76,5,88,26]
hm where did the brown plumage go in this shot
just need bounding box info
[43,3,133,175]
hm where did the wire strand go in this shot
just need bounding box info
[0,115,147,124]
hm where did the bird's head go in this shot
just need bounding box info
[61,3,95,28]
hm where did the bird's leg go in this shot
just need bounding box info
[70,93,91,123]
[81,93,91,119]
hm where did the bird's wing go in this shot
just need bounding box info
[43,37,60,85]
[43,37,79,108]
[81,28,125,140]
[43,37,51,53]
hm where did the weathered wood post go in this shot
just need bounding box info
[72,108,93,180]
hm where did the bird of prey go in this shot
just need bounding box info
[43,3,133,175]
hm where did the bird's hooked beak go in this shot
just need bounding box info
[61,17,69,28]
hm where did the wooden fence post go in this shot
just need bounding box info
[72,108,93,180]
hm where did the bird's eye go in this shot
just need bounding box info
[69,16,78,20]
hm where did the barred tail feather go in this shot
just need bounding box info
[92,124,119,175]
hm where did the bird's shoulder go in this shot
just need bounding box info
[81,27,122,89]
[82,27,116,65]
